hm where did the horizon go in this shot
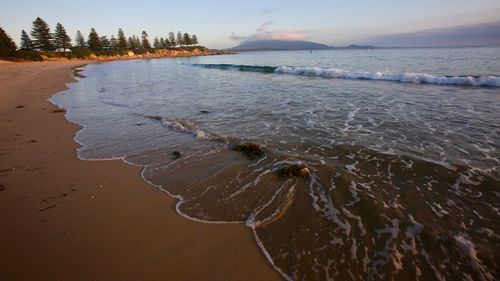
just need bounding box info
[1,0,500,49]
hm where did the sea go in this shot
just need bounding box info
[50,47,500,281]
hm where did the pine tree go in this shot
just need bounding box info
[169,32,176,47]
[160,37,166,49]
[0,26,17,57]
[128,36,139,51]
[176,31,183,47]
[153,36,160,49]
[141,31,151,50]
[127,36,134,50]
[20,29,33,51]
[54,22,72,51]
[31,17,54,51]
[134,36,141,50]
[191,35,198,46]
[183,33,191,46]
[75,30,86,48]
[100,36,110,51]
[87,28,102,51]
[117,28,127,50]
[110,35,118,51]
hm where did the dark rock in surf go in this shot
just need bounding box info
[199,110,211,114]
[144,115,162,121]
[232,143,264,160]
[278,164,310,178]
[172,151,181,159]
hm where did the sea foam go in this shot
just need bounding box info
[275,66,500,87]
[193,63,500,86]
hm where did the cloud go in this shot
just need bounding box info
[229,33,248,41]
[230,21,309,42]
[260,8,272,15]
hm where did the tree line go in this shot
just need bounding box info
[1,17,202,59]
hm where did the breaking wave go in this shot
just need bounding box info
[193,64,500,87]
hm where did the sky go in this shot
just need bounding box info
[1,0,500,49]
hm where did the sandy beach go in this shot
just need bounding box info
[0,60,281,281]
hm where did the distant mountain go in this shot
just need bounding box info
[335,44,376,49]
[228,40,332,51]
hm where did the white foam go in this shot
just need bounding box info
[275,66,500,87]
[455,235,494,281]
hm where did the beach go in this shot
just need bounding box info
[0,60,281,281]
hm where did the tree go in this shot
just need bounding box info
[0,26,17,57]
[183,33,191,46]
[160,37,166,49]
[128,36,139,51]
[168,32,176,47]
[100,36,110,50]
[127,37,134,50]
[75,30,86,47]
[54,22,72,51]
[20,30,33,51]
[153,36,160,49]
[176,31,183,47]
[117,28,127,50]
[87,28,102,51]
[31,17,54,51]
[134,36,141,50]
[141,31,151,50]
[110,35,118,51]
[191,35,198,46]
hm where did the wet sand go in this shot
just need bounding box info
[0,61,281,281]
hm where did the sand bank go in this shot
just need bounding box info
[0,61,280,281]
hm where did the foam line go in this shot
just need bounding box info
[193,64,500,87]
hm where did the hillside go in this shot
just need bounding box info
[228,40,332,51]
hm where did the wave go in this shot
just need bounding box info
[192,63,277,73]
[162,119,210,140]
[193,64,500,87]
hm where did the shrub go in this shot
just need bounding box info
[15,50,43,61]
[71,47,93,58]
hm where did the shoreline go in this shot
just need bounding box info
[0,60,280,280]
[0,49,236,63]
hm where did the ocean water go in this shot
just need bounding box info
[51,48,500,281]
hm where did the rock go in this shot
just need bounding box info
[279,164,310,178]
[199,110,211,114]
[172,151,181,159]
[144,115,162,121]
[232,143,264,160]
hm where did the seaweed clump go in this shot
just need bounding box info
[279,164,310,178]
[232,143,264,160]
